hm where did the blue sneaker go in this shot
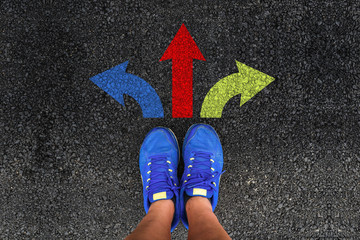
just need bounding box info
[139,127,180,232]
[180,124,224,229]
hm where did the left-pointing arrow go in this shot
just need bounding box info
[90,61,164,118]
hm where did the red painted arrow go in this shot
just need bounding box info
[160,24,205,118]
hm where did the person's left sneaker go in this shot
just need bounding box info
[139,127,180,232]
[179,124,225,229]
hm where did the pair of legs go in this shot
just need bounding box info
[125,197,230,240]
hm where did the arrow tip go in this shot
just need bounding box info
[117,60,129,72]
[90,61,130,107]
[160,24,205,61]
[234,60,275,107]
[235,60,244,72]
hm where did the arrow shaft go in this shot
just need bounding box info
[201,74,241,118]
[123,75,164,118]
[172,58,193,118]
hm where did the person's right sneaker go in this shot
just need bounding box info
[180,123,224,229]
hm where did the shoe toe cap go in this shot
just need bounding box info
[140,128,179,167]
[185,125,223,155]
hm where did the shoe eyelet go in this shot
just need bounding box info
[168,169,173,172]
[167,160,171,164]
[187,174,191,177]
[147,178,151,182]
[147,170,151,174]
[188,165,192,168]
[211,167,215,172]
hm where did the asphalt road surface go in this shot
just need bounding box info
[1,1,360,239]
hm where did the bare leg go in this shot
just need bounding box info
[187,197,231,240]
[125,200,174,240]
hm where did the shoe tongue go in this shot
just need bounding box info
[185,187,214,198]
[149,190,174,203]
[192,155,210,168]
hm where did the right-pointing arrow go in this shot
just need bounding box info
[200,61,275,118]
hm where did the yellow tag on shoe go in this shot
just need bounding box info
[153,191,167,201]
[193,188,207,196]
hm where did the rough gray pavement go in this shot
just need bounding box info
[1,1,360,239]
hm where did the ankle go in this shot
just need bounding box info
[149,199,175,216]
[186,196,212,213]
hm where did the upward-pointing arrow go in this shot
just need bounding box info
[90,61,164,118]
[160,24,205,118]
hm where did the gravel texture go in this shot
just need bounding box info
[1,0,360,239]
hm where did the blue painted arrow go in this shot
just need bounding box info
[90,61,164,118]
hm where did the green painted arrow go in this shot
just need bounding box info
[200,61,275,118]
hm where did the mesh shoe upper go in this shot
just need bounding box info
[139,127,180,232]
